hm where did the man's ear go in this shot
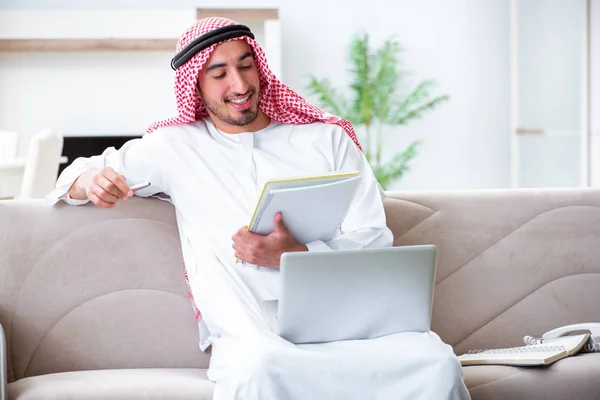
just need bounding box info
[195,85,201,100]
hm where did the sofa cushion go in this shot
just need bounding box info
[463,353,600,400]
[0,200,210,382]
[7,368,214,400]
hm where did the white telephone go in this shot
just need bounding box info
[524,323,600,353]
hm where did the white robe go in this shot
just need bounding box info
[47,119,470,400]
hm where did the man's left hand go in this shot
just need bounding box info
[232,212,307,268]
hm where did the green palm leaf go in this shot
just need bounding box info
[348,33,374,125]
[388,80,449,125]
[306,77,348,119]
[372,38,402,122]
[371,141,421,189]
[306,33,449,187]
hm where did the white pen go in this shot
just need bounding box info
[130,182,151,191]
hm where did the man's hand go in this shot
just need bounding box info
[232,212,307,268]
[67,167,133,208]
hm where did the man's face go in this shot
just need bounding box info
[197,40,261,131]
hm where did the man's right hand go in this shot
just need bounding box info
[67,167,133,208]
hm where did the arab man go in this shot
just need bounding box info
[47,17,470,400]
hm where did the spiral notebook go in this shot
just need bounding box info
[458,333,590,366]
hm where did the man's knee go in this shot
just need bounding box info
[239,346,286,380]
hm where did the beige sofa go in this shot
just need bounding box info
[1,188,600,400]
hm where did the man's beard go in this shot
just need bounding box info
[201,90,259,127]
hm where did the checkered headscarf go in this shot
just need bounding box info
[147,17,361,151]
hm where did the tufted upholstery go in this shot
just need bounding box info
[1,188,600,399]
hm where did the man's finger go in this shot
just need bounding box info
[233,244,248,262]
[102,168,132,197]
[234,251,251,264]
[232,243,246,256]
[89,191,115,208]
[235,228,260,245]
[272,213,291,236]
[96,175,126,198]
[93,185,120,203]
[273,212,286,230]
[232,227,248,242]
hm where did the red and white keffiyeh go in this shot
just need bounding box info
[147,17,361,151]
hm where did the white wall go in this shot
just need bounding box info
[0,0,512,190]
[0,10,272,154]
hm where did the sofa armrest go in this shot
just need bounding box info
[0,322,5,400]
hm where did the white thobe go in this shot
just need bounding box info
[47,119,470,400]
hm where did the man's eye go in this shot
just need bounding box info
[214,73,226,79]
[240,65,252,70]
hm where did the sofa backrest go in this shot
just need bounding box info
[1,188,600,382]
[384,188,600,355]
[0,199,209,383]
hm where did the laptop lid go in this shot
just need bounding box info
[274,245,437,344]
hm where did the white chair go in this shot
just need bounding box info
[18,129,64,199]
[0,130,20,199]
[0,130,18,164]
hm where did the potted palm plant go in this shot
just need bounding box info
[307,33,449,189]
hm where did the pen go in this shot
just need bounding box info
[130,182,151,191]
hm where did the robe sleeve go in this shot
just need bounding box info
[46,133,167,206]
[304,128,394,251]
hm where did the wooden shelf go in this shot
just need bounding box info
[0,39,178,52]
[196,8,278,20]
[0,8,278,52]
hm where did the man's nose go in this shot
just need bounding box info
[229,70,249,94]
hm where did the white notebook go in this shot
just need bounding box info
[458,333,590,366]
[247,171,361,245]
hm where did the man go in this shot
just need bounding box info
[47,17,470,400]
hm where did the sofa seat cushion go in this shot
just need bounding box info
[7,368,215,400]
[463,352,600,400]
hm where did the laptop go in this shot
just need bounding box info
[262,245,437,344]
